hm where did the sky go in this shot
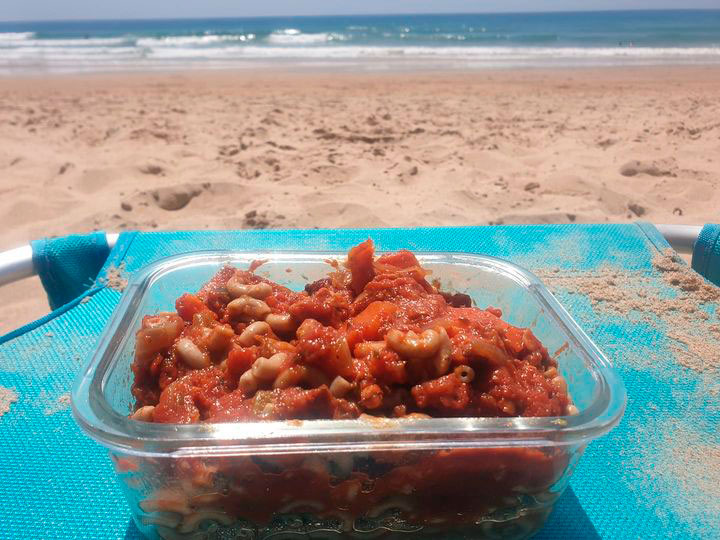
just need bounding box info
[1,0,719,22]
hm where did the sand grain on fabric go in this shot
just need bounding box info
[101,263,128,292]
[0,386,18,417]
[537,250,720,374]
[43,392,71,416]
[627,418,720,536]
[652,249,720,304]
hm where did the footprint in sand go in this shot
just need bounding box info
[139,164,165,176]
[597,138,617,149]
[620,159,676,177]
[152,185,201,211]
[628,203,647,217]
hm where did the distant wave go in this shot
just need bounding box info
[266,29,346,45]
[0,32,35,41]
[136,34,255,47]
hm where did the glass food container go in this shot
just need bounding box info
[72,251,626,540]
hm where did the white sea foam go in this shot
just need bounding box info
[266,29,345,45]
[146,46,242,59]
[0,32,35,41]
[136,34,254,47]
[146,45,720,60]
[1,37,132,47]
[2,42,720,74]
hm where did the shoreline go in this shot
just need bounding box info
[2,59,720,80]
[1,62,720,82]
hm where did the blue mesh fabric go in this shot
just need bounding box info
[0,224,718,540]
[692,223,720,287]
[31,231,110,310]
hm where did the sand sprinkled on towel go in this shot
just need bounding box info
[41,391,72,416]
[100,263,128,292]
[57,393,71,409]
[536,249,720,374]
[626,417,720,535]
[0,386,18,417]
[539,250,720,533]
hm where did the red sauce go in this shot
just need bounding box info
[130,240,572,529]
[132,239,567,420]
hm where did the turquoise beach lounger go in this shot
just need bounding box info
[0,224,718,539]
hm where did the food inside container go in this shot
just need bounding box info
[73,239,626,539]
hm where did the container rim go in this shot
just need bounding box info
[72,249,626,457]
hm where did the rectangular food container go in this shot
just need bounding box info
[72,251,626,540]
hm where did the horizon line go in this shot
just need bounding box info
[2,7,719,25]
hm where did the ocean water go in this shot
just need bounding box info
[1,10,720,74]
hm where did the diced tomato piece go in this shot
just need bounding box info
[346,301,398,347]
[376,250,420,269]
[503,326,526,355]
[289,287,350,328]
[296,319,355,380]
[369,349,407,385]
[346,238,375,295]
[153,368,228,424]
[226,346,258,383]
[176,293,209,322]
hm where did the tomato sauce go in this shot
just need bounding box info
[130,239,572,531]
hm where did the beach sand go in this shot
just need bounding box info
[1,66,719,334]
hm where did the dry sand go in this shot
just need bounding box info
[1,67,720,334]
[0,386,18,417]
